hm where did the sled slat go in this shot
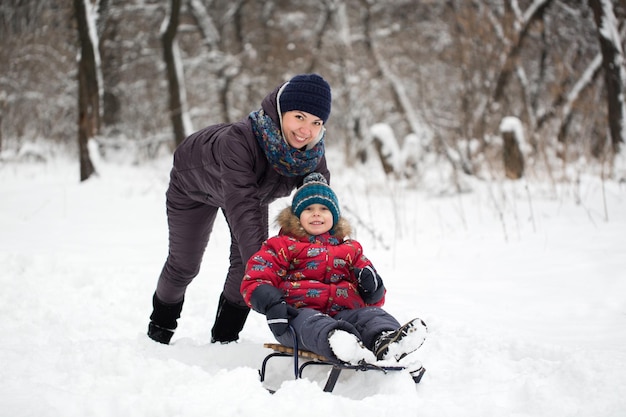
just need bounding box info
[263,343,329,361]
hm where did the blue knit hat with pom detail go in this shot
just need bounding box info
[292,173,340,226]
[279,74,332,123]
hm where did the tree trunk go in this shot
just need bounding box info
[162,0,186,147]
[500,117,525,180]
[502,130,524,179]
[74,0,99,181]
[588,0,625,154]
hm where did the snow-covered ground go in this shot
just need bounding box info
[1,149,625,416]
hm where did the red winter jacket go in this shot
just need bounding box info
[241,208,385,316]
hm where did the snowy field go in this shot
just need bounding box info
[1,148,626,417]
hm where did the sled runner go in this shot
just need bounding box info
[259,327,425,393]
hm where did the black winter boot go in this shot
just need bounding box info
[373,318,428,361]
[148,293,184,344]
[210,292,250,343]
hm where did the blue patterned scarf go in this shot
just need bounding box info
[249,109,325,177]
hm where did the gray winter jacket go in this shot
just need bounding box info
[169,85,330,268]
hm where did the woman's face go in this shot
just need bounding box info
[299,203,333,235]
[281,110,324,149]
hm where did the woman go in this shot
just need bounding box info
[148,74,332,345]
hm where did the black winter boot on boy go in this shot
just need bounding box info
[148,293,184,344]
[210,292,250,343]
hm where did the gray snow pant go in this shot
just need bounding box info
[155,171,268,308]
[273,307,401,362]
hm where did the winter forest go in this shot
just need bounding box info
[2,1,626,415]
[1,0,625,185]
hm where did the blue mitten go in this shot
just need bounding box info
[265,301,299,337]
[355,266,385,304]
[356,266,381,292]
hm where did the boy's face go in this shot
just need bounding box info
[299,203,333,235]
[281,110,324,149]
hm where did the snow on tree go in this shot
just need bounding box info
[370,123,400,176]
[369,122,428,179]
[499,116,526,179]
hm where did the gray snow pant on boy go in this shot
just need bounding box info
[272,307,401,362]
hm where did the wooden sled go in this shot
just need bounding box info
[259,327,425,393]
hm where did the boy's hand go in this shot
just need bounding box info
[355,266,385,304]
[266,301,299,337]
[355,266,381,293]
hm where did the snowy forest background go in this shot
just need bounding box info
[1,0,625,186]
[2,2,626,414]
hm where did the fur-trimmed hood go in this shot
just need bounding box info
[276,206,352,241]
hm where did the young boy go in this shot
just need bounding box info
[240,173,427,365]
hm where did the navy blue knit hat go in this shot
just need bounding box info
[279,74,332,123]
[292,173,340,226]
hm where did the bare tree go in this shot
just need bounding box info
[74,0,101,181]
[556,54,603,147]
[162,0,191,147]
[304,1,333,73]
[492,0,554,103]
[187,0,244,123]
[588,0,625,154]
